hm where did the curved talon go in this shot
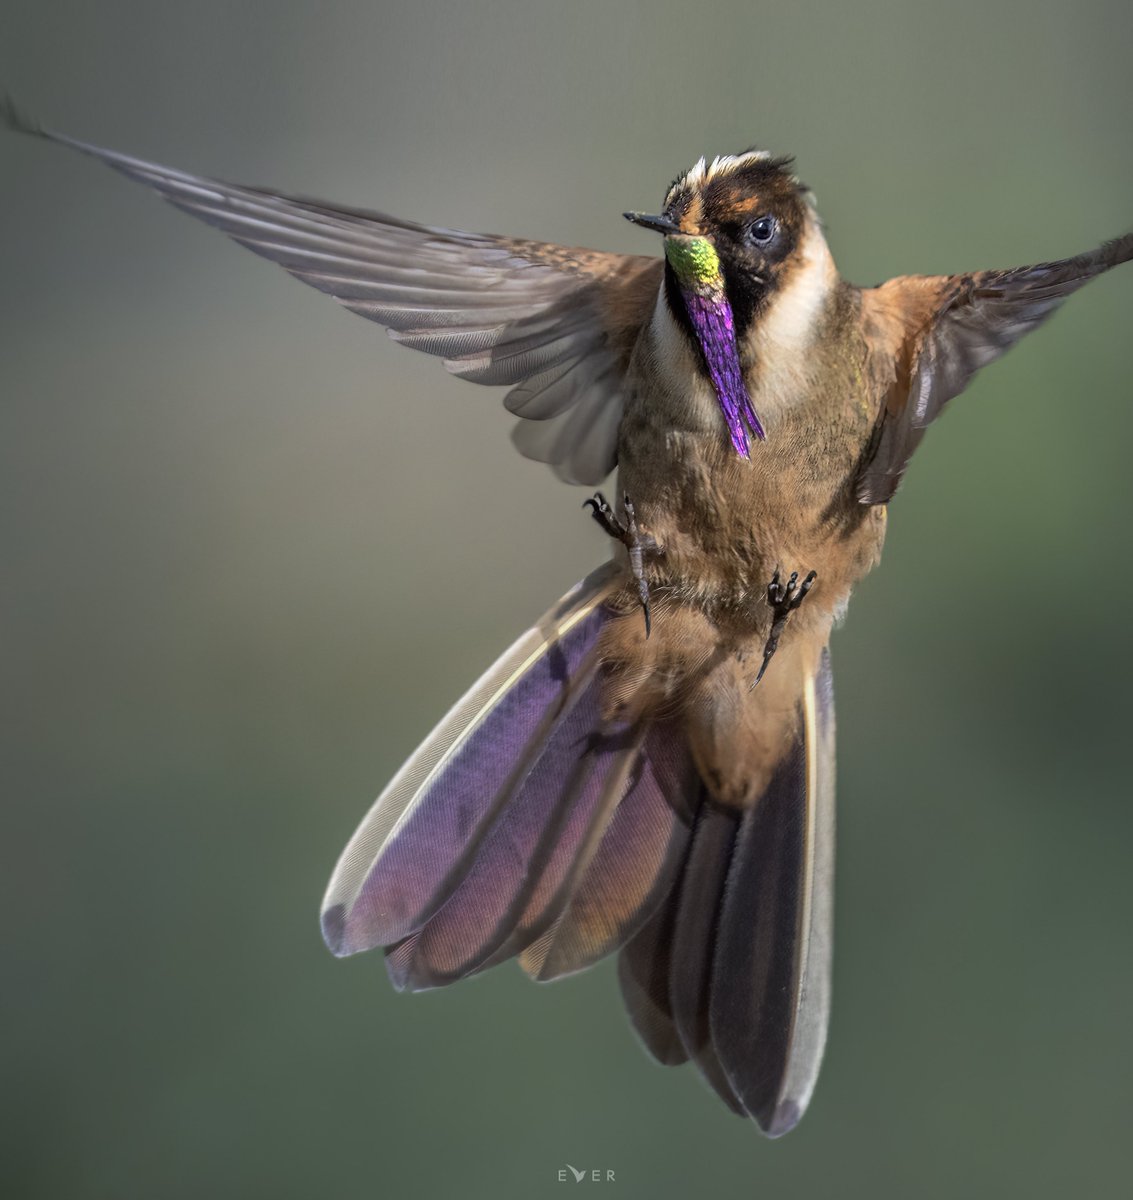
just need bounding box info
[752,567,818,689]
[582,490,654,639]
[639,588,652,638]
[584,491,622,540]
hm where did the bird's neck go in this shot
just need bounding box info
[647,223,841,435]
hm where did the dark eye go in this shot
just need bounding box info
[748,215,778,245]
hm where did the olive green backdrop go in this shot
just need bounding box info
[3,2,1132,1196]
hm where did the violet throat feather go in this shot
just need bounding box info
[664,234,765,454]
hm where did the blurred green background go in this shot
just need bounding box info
[3,1,1132,1196]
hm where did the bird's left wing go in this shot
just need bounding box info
[3,97,662,486]
[856,233,1133,504]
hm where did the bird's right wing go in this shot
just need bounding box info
[3,95,662,485]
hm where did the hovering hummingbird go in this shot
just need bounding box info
[6,96,1130,1136]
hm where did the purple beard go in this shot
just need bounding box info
[681,288,765,456]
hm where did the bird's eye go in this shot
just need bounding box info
[748,215,778,245]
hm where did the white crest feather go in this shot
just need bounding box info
[666,150,774,204]
[706,150,772,179]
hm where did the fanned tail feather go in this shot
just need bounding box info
[321,574,835,1138]
[321,563,625,956]
[386,714,646,990]
[321,562,702,997]
[517,721,697,982]
[618,650,836,1135]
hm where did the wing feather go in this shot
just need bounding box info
[857,235,1133,502]
[4,99,662,484]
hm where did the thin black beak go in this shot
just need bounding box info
[623,211,683,236]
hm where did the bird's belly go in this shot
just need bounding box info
[602,410,883,810]
[616,423,885,639]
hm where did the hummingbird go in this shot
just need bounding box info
[6,96,1130,1136]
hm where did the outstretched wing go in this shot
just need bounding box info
[856,233,1133,503]
[3,96,662,485]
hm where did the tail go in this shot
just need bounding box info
[321,561,691,983]
[321,564,836,1136]
[619,649,835,1135]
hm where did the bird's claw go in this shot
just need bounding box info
[751,567,818,688]
[767,568,816,614]
[585,490,654,638]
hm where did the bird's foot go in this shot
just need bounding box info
[584,491,656,637]
[751,568,817,688]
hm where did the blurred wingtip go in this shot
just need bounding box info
[1104,231,1133,268]
[1,90,46,138]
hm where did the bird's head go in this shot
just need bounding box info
[626,151,824,455]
